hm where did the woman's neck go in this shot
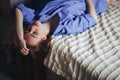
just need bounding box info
[42,22,51,35]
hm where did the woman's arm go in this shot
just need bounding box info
[15,7,29,55]
[15,8,24,41]
[86,0,97,22]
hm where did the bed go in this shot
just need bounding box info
[44,0,120,80]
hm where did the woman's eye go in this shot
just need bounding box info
[33,32,37,35]
[32,32,38,38]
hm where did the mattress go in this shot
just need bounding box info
[44,0,120,80]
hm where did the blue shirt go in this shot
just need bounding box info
[15,0,108,36]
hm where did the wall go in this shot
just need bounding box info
[0,0,11,45]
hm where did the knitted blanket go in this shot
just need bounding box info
[44,0,120,80]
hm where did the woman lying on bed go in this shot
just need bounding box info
[15,0,110,55]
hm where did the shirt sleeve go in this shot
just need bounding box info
[83,14,97,28]
[15,3,36,25]
[92,0,108,15]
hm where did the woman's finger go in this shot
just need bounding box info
[24,47,29,51]
[20,49,29,55]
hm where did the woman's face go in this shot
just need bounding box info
[24,21,47,47]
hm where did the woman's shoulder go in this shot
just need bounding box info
[15,1,33,9]
[15,2,26,9]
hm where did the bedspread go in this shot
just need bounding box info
[44,0,120,80]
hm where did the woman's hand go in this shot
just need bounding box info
[19,39,29,55]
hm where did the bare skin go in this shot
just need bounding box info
[15,8,29,55]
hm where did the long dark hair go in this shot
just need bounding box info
[23,37,51,80]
